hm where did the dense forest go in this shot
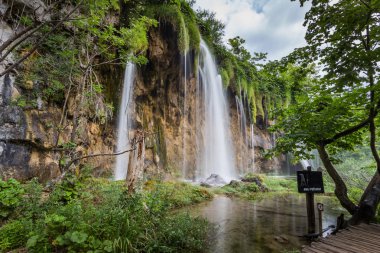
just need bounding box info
[0,0,379,252]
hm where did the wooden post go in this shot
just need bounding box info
[317,203,324,236]
[306,166,316,234]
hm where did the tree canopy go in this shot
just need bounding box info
[274,0,380,222]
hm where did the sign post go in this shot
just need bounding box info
[317,203,324,236]
[297,166,324,235]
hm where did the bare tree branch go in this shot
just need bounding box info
[0,23,45,62]
[0,0,83,77]
[62,146,137,173]
[0,25,35,54]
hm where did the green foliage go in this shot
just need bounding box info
[0,179,25,220]
[271,82,368,160]
[321,145,378,203]
[0,178,212,253]
[276,0,380,158]
[291,0,380,89]
[13,0,157,128]
[196,9,225,45]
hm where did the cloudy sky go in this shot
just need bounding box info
[194,0,310,61]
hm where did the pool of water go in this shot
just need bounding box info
[183,194,345,253]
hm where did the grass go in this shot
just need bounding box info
[262,175,298,193]
[212,174,299,200]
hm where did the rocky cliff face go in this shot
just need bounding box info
[0,17,116,182]
[0,18,285,182]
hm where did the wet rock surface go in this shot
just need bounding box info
[200,174,227,187]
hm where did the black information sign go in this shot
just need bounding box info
[297,171,324,193]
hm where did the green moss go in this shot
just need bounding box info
[256,94,265,117]
[240,78,248,95]
[145,2,200,54]
[219,67,230,88]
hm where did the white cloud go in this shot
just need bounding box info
[194,0,310,60]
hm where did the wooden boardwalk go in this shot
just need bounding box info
[302,223,380,253]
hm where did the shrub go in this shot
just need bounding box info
[0,178,25,220]
[0,178,213,253]
[0,219,32,251]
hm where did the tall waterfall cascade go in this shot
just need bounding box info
[196,39,237,181]
[114,62,136,180]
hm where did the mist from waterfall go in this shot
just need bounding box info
[196,39,236,181]
[114,62,136,180]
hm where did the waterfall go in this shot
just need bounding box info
[196,39,236,181]
[301,150,321,170]
[235,95,249,172]
[182,54,188,179]
[250,123,255,170]
[114,62,136,180]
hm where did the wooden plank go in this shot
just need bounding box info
[349,225,380,237]
[302,224,380,253]
[356,224,380,233]
[345,228,380,241]
[328,235,377,253]
[320,238,365,253]
[336,233,380,247]
[310,241,351,253]
[336,231,380,247]
[308,244,329,253]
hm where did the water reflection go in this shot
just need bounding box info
[186,194,344,253]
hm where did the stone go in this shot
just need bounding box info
[0,143,31,180]
[13,0,50,21]
[228,180,242,188]
[0,106,26,140]
[200,174,227,187]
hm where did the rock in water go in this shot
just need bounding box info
[200,174,227,187]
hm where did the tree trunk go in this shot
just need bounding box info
[126,130,145,194]
[350,118,380,224]
[317,144,358,214]
[351,173,380,224]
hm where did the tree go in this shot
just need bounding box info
[276,0,380,223]
[195,9,225,45]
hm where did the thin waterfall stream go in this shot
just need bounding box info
[114,62,136,180]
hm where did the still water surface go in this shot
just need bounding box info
[185,194,344,253]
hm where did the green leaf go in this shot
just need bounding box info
[26,235,39,248]
[69,231,88,244]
